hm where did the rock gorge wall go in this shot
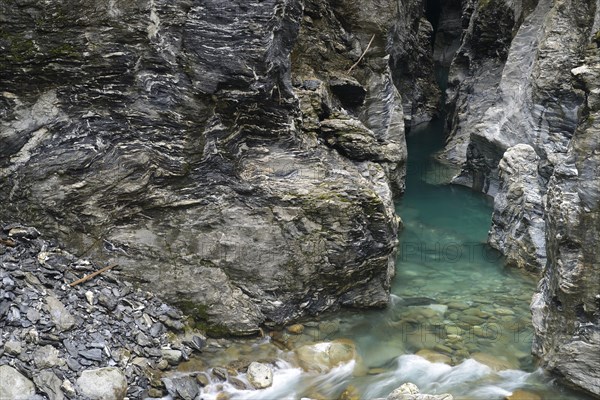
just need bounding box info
[2,0,598,395]
[0,0,438,336]
[437,0,600,395]
[530,40,600,397]
[445,0,593,195]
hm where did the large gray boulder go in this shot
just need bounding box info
[0,365,36,400]
[0,0,435,335]
[76,367,127,400]
[489,144,546,271]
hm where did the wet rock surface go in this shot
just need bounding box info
[295,340,357,373]
[379,382,454,400]
[246,361,273,389]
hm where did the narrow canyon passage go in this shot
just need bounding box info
[189,120,593,400]
[1,0,598,398]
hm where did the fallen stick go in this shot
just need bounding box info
[69,264,118,287]
[347,34,376,74]
[0,238,16,247]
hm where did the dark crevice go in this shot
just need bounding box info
[425,0,443,46]
[552,295,563,311]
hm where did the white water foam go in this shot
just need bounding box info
[154,355,555,400]
[197,359,356,400]
[363,355,532,399]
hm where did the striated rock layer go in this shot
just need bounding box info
[531,41,600,397]
[488,144,546,272]
[443,0,594,195]
[437,0,599,395]
[0,0,437,335]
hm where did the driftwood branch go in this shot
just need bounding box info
[69,264,118,287]
[347,34,376,74]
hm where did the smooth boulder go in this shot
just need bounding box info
[246,362,273,389]
[295,340,357,373]
[76,367,127,400]
[0,365,36,400]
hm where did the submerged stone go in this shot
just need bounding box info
[504,390,542,400]
[415,349,452,365]
[295,340,357,373]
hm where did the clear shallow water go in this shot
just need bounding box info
[183,120,591,400]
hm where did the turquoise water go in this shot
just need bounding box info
[184,120,591,400]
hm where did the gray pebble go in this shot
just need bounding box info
[149,322,164,338]
[26,308,40,323]
[136,332,152,347]
[66,358,82,372]
[79,348,104,361]
[33,345,63,369]
[0,223,199,399]
[4,339,23,355]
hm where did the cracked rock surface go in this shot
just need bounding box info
[0,0,438,335]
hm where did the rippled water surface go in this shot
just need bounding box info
[184,120,590,400]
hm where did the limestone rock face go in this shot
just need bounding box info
[0,0,432,335]
[320,0,441,126]
[531,42,600,397]
[441,0,518,171]
[489,144,546,271]
[443,0,594,195]
[432,0,464,70]
[437,0,599,394]
[291,0,433,193]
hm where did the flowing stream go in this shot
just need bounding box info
[173,120,591,400]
